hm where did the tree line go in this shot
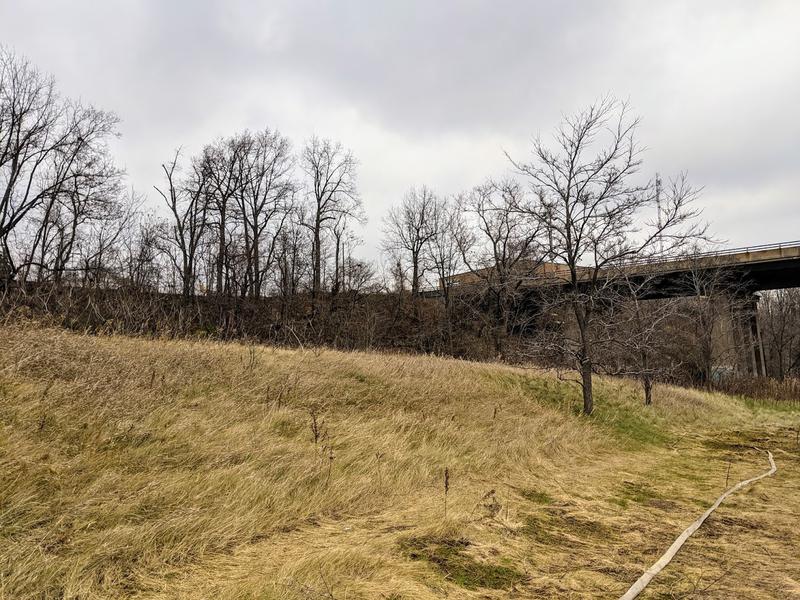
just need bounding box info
[3,47,798,413]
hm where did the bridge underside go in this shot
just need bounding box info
[641,257,800,300]
[449,243,800,378]
[537,252,800,378]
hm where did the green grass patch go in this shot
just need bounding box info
[592,387,672,447]
[270,416,301,438]
[489,372,672,447]
[341,369,385,387]
[487,372,578,410]
[521,514,561,545]
[398,535,525,590]
[741,396,800,414]
[602,410,669,446]
[519,488,554,505]
[611,480,661,508]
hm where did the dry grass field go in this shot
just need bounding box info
[1,324,799,599]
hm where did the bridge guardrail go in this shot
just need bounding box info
[622,240,800,268]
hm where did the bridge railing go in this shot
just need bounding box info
[622,240,800,268]
[425,241,800,293]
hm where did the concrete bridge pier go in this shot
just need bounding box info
[731,293,767,377]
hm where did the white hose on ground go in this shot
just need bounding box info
[619,448,777,600]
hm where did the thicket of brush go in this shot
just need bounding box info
[0,282,506,357]
[5,282,797,411]
[713,375,800,405]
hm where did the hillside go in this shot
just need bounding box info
[1,325,798,599]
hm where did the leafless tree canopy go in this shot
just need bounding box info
[382,185,439,298]
[455,178,545,356]
[509,98,707,414]
[3,49,794,410]
[300,136,363,313]
[1,47,122,284]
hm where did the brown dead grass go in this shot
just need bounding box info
[0,323,798,599]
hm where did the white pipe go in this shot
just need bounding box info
[619,449,776,600]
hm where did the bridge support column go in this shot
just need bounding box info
[731,294,766,377]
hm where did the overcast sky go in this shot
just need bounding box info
[2,0,798,260]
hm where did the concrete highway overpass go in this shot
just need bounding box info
[620,241,800,298]
[443,241,800,296]
[442,241,800,377]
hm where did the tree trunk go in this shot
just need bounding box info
[574,302,594,415]
[182,263,192,301]
[443,289,453,354]
[642,375,653,406]
[312,218,321,315]
[580,355,594,415]
[252,236,260,299]
[641,349,652,406]
[332,235,341,297]
[216,209,226,295]
[411,252,419,298]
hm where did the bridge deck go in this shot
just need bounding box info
[441,241,800,296]
[624,241,800,275]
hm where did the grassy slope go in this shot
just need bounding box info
[0,324,798,599]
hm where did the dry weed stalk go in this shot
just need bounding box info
[309,408,325,445]
[375,451,385,491]
[444,467,450,519]
[325,445,335,487]
[725,459,732,489]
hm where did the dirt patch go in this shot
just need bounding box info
[523,510,612,549]
[646,498,679,511]
[616,480,662,507]
[696,512,763,539]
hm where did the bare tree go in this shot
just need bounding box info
[760,289,800,380]
[383,185,439,299]
[0,47,120,284]
[330,212,356,298]
[300,136,362,314]
[76,189,138,288]
[510,98,705,414]
[24,148,121,284]
[604,273,685,405]
[230,129,295,298]
[202,136,245,295]
[274,215,309,324]
[457,178,544,357]
[341,256,375,295]
[425,195,463,349]
[122,214,164,291]
[154,149,210,300]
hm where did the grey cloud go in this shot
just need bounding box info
[1,0,798,258]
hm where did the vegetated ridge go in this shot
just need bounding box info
[1,324,798,599]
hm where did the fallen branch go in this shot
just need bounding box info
[619,448,777,600]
